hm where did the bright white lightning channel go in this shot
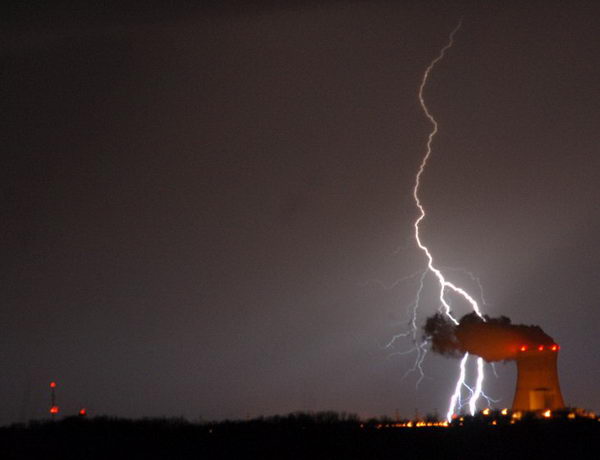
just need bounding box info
[446,353,469,422]
[413,20,487,422]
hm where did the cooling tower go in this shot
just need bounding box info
[512,345,565,411]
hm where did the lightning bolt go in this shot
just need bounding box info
[469,357,485,416]
[412,19,488,422]
[384,270,428,386]
[414,20,484,324]
[446,352,469,422]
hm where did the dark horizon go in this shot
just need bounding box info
[2,1,599,426]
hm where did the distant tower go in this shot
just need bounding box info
[512,345,565,411]
[49,381,60,417]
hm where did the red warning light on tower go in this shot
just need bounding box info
[50,406,60,414]
[79,408,87,416]
[50,382,57,388]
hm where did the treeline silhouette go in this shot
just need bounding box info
[2,411,600,459]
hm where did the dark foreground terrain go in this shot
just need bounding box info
[2,412,600,459]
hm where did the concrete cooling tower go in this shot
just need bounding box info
[512,344,565,411]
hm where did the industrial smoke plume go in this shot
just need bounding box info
[423,313,557,362]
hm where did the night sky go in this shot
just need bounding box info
[2,1,599,425]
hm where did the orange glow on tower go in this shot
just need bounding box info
[512,344,565,411]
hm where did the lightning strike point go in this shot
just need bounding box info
[447,353,469,422]
[469,357,485,415]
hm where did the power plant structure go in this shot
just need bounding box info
[424,312,568,415]
[512,344,565,411]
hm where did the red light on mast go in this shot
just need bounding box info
[50,382,57,388]
[49,406,59,414]
[79,408,87,416]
